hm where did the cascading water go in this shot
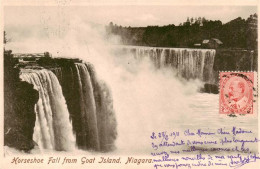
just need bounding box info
[20,69,75,151]
[86,63,117,152]
[122,46,216,83]
[51,62,117,152]
[74,63,100,150]
[15,45,214,153]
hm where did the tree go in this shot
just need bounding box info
[198,17,202,22]
[186,17,190,23]
[109,22,114,27]
[190,17,194,24]
[183,17,191,26]
[44,52,52,58]
[202,17,206,24]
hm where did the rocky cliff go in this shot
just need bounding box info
[4,50,39,151]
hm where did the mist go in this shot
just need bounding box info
[5,16,204,154]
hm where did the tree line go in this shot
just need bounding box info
[106,14,257,50]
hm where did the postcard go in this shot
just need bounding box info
[1,0,259,169]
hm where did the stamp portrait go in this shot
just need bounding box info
[219,72,254,114]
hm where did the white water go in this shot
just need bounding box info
[98,46,257,155]
[119,46,216,83]
[114,92,258,155]
[6,16,257,156]
[20,69,76,151]
[74,63,100,150]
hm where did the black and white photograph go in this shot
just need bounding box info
[1,1,259,169]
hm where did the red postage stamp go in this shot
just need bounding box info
[219,72,254,114]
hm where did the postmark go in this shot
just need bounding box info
[219,72,254,114]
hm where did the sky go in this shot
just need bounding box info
[3,5,257,53]
[5,6,257,27]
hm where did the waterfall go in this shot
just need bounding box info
[51,62,117,152]
[20,69,75,151]
[86,63,117,152]
[74,63,100,150]
[123,46,216,83]
[52,67,63,83]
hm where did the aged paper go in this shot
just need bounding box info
[1,0,259,169]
